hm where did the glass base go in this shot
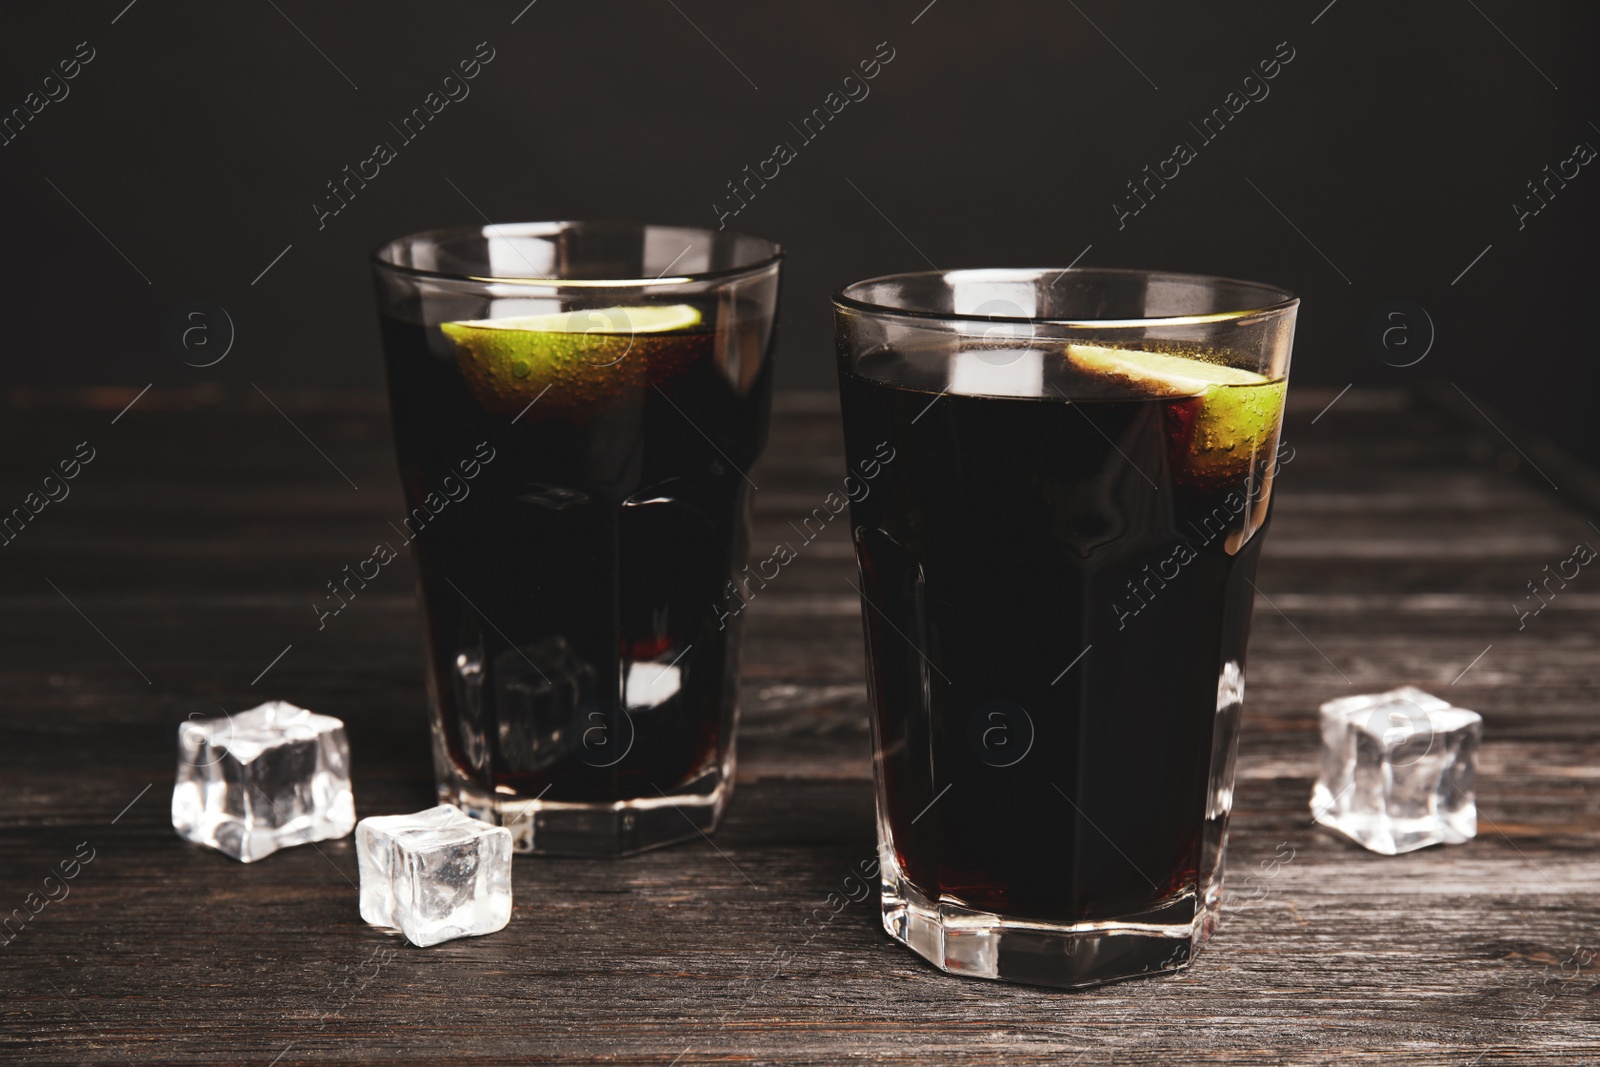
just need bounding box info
[442,766,730,857]
[879,854,1220,989]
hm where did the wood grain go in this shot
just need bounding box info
[0,387,1595,1066]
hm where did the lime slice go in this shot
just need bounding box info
[1067,344,1265,393]
[1067,343,1285,479]
[440,305,705,417]
[447,304,702,338]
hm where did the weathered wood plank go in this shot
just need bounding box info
[0,388,1596,1065]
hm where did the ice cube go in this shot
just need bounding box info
[356,805,513,947]
[171,701,356,863]
[492,636,595,772]
[1311,686,1481,855]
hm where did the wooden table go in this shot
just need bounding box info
[2,386,1596,1065]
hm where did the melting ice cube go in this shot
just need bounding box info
[171,701,355,863]
[1312,686,1481,855]
[356,805,513,947]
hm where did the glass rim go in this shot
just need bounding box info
[832,267,1299,329]
[370,220,784,288]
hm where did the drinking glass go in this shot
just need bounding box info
[834,268,1296,986]
[372,222,781,855]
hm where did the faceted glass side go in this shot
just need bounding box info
[874,659,1250,990]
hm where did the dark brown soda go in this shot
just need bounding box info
[839,348,1279,924]
[379,312,771,803]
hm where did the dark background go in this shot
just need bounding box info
[2,1,1597,459]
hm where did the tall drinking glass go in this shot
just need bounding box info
[372,222,781,855]
[834,269,1296,986]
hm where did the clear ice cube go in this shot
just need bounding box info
[491,636,594,772]
[171,701,356,863]
[356,805,512,947]
[1312,686,1481,855]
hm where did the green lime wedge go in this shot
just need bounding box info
[1067,343,1286,479]
[1067,344,1265,392]
[440,304,705,417]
